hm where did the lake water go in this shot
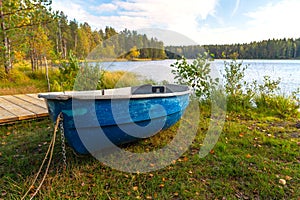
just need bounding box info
[98,59,300,96]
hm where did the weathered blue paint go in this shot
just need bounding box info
[41,85,190,154]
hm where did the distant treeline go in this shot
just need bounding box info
[166,38,300,59]
[87,28,166,60]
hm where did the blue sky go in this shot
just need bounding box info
[52,0,300,45]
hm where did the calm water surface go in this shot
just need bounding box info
[98,59,300,95]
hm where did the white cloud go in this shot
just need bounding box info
[231,0,240,17]
[98,0,218,44]
[103,0,218,31]
[244,0,300,40]
[92,3,118,13]
[51,0,300,45]
[51,0,93,22]
[53,0,218,41]
[193,0,300,45]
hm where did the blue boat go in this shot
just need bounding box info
[38,84,190,154]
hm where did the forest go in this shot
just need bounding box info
[166,38,300,59]
[0,0,166,75]
[1,0,300,76]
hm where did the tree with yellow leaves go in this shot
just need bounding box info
[126,46,140,60]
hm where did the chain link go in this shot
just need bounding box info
[59,116,67,169]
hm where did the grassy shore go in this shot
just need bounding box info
[0,106,299,199]
[0,61,299,199]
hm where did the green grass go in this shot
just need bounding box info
[0,106,299,199]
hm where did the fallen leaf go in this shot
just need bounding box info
[188,170,193,174]
[146,196,152,199]
[209,149,215,154]
[0,152,2,157]
[279,179,286,185]
[183,157,188,162]
[87,174,94,178]
[173,192,179,197]
[133,186,138,191]
[239,133,244,137]
[162,177,166,182]
[159,184,164,188]
[1,191,7,196]
[285,176,292,181]
[148,173,154,178]
[246,154,252,158]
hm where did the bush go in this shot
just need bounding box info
[8,69,31,83]
[255,95,299,118]
[0,67,8,80]
[50,52,143,91]
[254,76,299,118]
[101,71,143,89]
[173,55,299,118]
[223,59,299,118]
[51,52,104,91]
[171,53,219,100]
[74,63,104,91]
[223,59,255,112]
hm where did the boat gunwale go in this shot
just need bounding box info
[38,85,191,100]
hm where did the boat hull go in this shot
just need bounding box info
[46,94,189,154]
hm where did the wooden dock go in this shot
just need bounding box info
[0,94,49,124]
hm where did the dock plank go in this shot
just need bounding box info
[2,96,48,117]
[0,93,50,124]
[0,97,36,120]
[0,106,18,124]
[27,94,45,102]
[14,94,47,109]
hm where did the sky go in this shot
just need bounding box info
[51,0,300,45]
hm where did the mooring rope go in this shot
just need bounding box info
[21,112,63,200]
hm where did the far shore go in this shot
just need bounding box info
[84,58,165,63]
